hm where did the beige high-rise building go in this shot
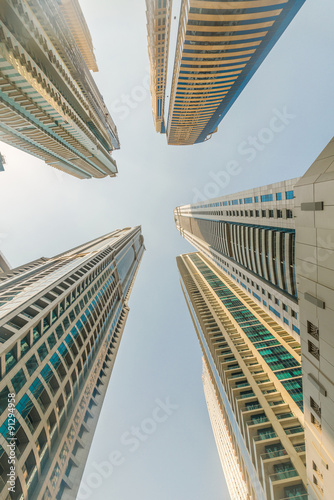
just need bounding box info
[0,251,10,274]
[0,227,145,499]
[202,358,249,500]
[177,252,307,500]
[146,0,172,133]
[295,136,334,500]
[0,0,120,179]
[146,0,306,145]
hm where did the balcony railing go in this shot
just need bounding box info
[279,495,308,500]
[243,404,262,411]
[239,392,255,400]
[294,444,306,453]
[254,431,277,441]
[285,426,304,436]
[247,417,269,426]
[270,468,298,482]
[261,449,289,461]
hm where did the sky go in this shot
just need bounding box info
[0,0,334,499]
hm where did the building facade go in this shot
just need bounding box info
[177,252,307,500]
[294,136,334,500]
[174,178,301,341]
[0,252,10,274]
[146,0,172,133]
[0,227,144,499]
[0,0,120,179]
[202,358,249,500]
[164,0,305,145]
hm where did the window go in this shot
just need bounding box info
[276,192,282,201]
[261,194,273,202]
[277,209,283,218]
[310,398,321,419]
[11,369,27,393]
[293,325,300,335]
[308,341,320,360]
[307,321,319,340]
[282,303,287,311]
[269,210,274,218]
[286,209,293,219]
[38,343,48,362]
[268,293,272,300]
[311,413,322,431]
[256,210,260,217]
[261,210,266,217]
[286,190,294,200]
[244,197,253,204]
[26,355,38,376]
[291,310,297,319]
[275,298,279,305]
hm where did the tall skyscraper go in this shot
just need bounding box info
[146,0,172,133]
[0,227,144,499]
[177,251,307,500]
[0,251,10,274]
[294,137,334,500]
[202,358,248,500]
[0,0,120,179]
[174,178,301,341]
[147,0,305,145]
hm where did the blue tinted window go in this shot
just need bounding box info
[254,196,259,203]
[244,197,253,204]
[276,193,282,200]
[284,318,289,326]
[286,190,294,200]
[232,199,238,205]
[261,194,273,202]
[293,325,300,335]
[269,305,281,318]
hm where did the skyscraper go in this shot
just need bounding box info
[146,0,172,133]
[0,251,10,274]
[177,251,307,500]
[0,227,144,499]
[174,178,301,341]
[202,358,248,500]
[294,136,334,500]
[147,0,305,145]
[0,0,120,179]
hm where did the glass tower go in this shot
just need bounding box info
[0,0,120,179]
[177,252,307,500]
[0,227,144,499]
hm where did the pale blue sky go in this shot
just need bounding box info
[0,0,334,499]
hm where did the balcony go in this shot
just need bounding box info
[247,416,269,426]
[254,431,277,442]
[242,403,262,412]
[261,449,289,461]
[285,426,304,436]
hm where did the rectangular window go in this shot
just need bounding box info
[310,398,321,419]
[232,199,238,205]
[254,196,259,203]
[286,190,294,200]
[311,413,322,431]
[308,341,320,360]
[286,209,293,219]
[307,321,319,340]
[261,194,273,202]
[284,318,289,326]
[276,193,282,201]
[293,325,300,335]
[244,197,253,204]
